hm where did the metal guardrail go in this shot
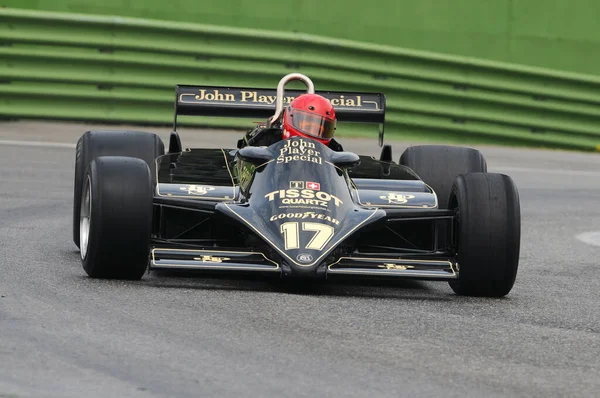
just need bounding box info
[1,8,600,151]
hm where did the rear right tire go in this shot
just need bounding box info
[73,130,164,248]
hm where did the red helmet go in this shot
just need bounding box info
[282,94,336,145]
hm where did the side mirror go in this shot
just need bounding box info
[379,144,392,162]
[330,151,360,169]
[379,144,393,176]
[237,146,273,165]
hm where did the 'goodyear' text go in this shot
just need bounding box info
[269,212,340,225]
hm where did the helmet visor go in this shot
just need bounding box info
[289,110,336,139]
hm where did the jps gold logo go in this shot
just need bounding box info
[378,263,415,270]
[180,185,216,196]
[379,193,416,204]
[193,256,231,263]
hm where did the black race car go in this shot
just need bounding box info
[72,73,520,297]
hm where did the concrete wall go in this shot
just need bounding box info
[4,0,600,75]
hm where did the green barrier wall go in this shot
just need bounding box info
[1,9,600,151]
[4,0,600,76]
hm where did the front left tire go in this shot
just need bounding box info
[448,172,521,297]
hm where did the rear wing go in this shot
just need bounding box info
[174,85,387,145]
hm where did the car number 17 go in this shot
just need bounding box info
[280,222,334,251]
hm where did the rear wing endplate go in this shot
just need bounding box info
[174,85,387,145]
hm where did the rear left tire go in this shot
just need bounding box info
[400,145,487,208]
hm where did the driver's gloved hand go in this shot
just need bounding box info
[328,138,344,152]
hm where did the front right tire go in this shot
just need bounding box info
[80,156,153,280]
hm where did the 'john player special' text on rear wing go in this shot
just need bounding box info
[174,85,386,142]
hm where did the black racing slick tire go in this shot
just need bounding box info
[73,130,164,248]
[448,173,521,297]
[400,145,487,209]
[79,157,153,280]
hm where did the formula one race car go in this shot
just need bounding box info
[72,73,521,297]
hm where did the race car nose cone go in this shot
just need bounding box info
[280,259,328,279]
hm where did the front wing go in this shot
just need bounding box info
[150,197,458,281]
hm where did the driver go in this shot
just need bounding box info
[238,94,344,151]
[282,93,339,147]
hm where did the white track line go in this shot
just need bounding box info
[493,166,600,177]
[1,141,599,177]
[576,231,600,247]
[0,140,76,149]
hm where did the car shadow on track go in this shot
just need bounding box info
[66,250,454,301]
[145,270,451,301]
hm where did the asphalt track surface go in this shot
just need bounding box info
[1,121,600,398]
